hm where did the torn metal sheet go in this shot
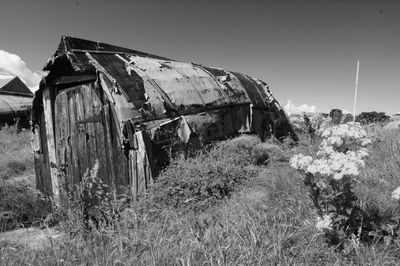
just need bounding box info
[155,116,191,144]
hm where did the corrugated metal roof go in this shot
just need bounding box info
[43,36,279,122]
[0,94,32,113]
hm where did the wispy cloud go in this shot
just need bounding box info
[0,50,43,91]
[284,100,317,115]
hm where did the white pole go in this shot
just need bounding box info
[353,60,360,122]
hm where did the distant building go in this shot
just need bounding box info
[0,77,33,129]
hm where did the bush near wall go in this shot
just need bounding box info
[150,135,288,212]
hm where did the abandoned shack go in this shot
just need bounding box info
[0,77,33,129]
[32,36,297,206]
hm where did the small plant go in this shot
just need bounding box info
[290,123,372,248]
[66,160,117,230]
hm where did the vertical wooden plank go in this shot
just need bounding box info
[110,107,129,195]
[68,90,78,187]
[76,87,87,180]
[39,111,53,196]
[56,92,69,206]
[54,97,61,172]
[129,150,138,201]
[83,84,96,173]
[144,153,151,189]
[34,153,44,192]
[103,103,116,197]
[63,92,71,207]
[92,85,108,185]
[135,131,146,198]
[43,88,61,206]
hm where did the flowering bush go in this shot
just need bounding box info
[290,123,372,247]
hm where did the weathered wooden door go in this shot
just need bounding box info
[54,82,110,197]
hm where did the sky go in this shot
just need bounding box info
[0,0,399,114]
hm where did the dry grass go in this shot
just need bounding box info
[1,128,400,265]
[0,126,34,181]
[0,126,51,232]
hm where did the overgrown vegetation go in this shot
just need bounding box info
[2,126,400,264]
[150,136,286,212]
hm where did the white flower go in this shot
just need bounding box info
[328,136,343,146]
[290,154,313,171]
[316,214,332,231]
[391,186,400,200]
[316,180,327,189]
[291,123,369,181]
[360,138,372,146]
[333,172,344,180]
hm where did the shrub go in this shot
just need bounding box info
[356,112,390,125]
[150,136,269,212]
[0,179,52,231]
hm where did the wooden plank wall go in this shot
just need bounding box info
[43,88,61,206]
[37,81,155,204]
[109,104,129,196]
[75,87,88,182]
[54,83,111,199]
[34,111,53,196]
[54,91,70,207]
[102,103,116,198]
[90,86,109,186]
[128,131,152,201]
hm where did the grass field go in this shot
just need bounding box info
[1,125,400,265]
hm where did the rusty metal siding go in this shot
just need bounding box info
[43,37,280,124]
[44,37,278,127]
[230,72,268,109]
[90,53,147,109]
[197,66,251,104]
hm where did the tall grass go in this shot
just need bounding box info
[0,126,51,231]
[1,129,400,264]
[0,125,33,181]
